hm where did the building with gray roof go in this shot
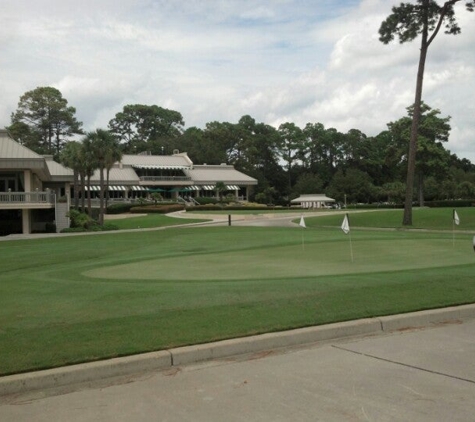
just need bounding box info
[1,130,257,235]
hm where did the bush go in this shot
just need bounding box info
[65,209,119,233]
[194,197,219,205]
[107,203,135,214]
[60,227,88,233]
[67,209,94,228]
[425,200,473,208]
[130,204,185,214]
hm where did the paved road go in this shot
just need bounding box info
[2,318,474,422]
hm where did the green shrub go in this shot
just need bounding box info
[101,223,119,231]
[60,227,87,233]
[194,197,219,205]
[425,200,473,208]
[107,203,135,214]
[67,209,94,228]
[130,204,185,214]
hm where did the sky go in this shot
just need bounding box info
[1,0,474,161]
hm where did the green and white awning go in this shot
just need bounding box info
[200,185,239,190]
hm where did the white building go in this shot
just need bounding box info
[291,194,335,209]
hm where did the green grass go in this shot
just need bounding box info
[1,211,475,376]
[304,207,475,231]
[107,213,209,230]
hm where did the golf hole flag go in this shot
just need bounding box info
[341,214,350,234]
[453,209,460,225]
[299,215,306,228]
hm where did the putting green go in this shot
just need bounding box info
[84,237,474,281]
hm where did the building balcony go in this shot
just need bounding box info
[0,191,56,209]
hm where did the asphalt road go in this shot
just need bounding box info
[1,318,474,422]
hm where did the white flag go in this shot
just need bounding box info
[299,216,306,228]
[454,210,460,226]
[341,214,350,234]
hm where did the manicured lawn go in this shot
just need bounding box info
[1,215,475,376]
[304,207,475,231]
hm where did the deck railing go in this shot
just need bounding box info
[0,191,55,204]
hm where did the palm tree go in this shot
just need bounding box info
[81,135,99,216]
[104,136,123,209]
[87,129,122,225]
[215,181,227,201]
[60,141,82,209]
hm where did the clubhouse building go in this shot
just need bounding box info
[0,129,257,236]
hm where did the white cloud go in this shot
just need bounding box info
[1,0,474,162]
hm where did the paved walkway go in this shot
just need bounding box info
[1,315,474,421]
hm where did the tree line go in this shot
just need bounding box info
[4,1,474,226]
[6,87,475,210]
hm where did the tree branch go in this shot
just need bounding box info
[427,0,460,46]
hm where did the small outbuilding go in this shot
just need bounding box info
[291,194,335,209]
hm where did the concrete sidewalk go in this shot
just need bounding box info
[1,303,474,398]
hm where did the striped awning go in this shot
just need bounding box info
[201,185,214,190]
[84,185,127,191]
[226,185,239,190]
[131,186,147,191]
[108,185,126,191]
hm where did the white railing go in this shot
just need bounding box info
[0,191,55,204]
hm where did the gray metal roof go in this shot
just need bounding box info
[0,129,52,180]
[0,129,44,160]
[186,165,257,185]
[291,194,335,203]
[121,152,193,168]
[0,131,257,189]
[44,156,74,180]
[90,167,140,184]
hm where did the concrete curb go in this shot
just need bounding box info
[1,303,475,397]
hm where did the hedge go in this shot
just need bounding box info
[130,204,185,214]
[107,203,135,214]
[425,200,474,208]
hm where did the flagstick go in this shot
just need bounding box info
[348,230,354,262]
[452,219,455,248]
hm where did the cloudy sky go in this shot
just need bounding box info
[1,0,474,161]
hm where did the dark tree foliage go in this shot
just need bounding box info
[9,87,83,157]
[108,104,184,153]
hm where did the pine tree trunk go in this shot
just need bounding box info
[403,11,429,226]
